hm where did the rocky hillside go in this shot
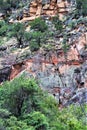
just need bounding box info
[0,0,87,108]
[1,0,72,22]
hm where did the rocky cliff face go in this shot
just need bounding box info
[0,17,87,107]
[0,0,87,107]
[9,0,71,22]
[28,0,69,19]
[9,30,87,106]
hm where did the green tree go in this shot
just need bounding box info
[23,111,49,130]
[76,0,87,16]
[25,31,47,51]
[0,76,87,130]
[0,20,8,36]
[9,23,25,48]
[62,35,69,61]
[52,15,63,32]
[30,17,48,32]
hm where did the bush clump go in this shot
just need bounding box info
[52,16,63,32]
[76,0,87,16]
[30,17,48,32]
[0,76,87,130]
[0,20,8,36]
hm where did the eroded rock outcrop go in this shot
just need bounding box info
[6,28,86,106]
[0,2,87,106]
[19,0,70,22]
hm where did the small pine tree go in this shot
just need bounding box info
[9,23,25,48]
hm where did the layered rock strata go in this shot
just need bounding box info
[20,0,70,22]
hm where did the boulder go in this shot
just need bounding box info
[0,46,7,51]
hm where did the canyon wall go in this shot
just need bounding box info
[21,0,70,22]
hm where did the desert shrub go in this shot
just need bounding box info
[29,31,42,51]
[52,16,63,32]
[8,23,46,49]
[0,0,11,13]
[29,40,40,51]
[0,21,8,36]
[30,17,48,32]
[0,0,28,21]
[62,35,69,61]
[76,0,87,16]
[8,22,25,48]
[25,31,47,51]
[0,20,5,27]
[0,0,22,11]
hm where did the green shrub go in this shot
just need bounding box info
[23,111,49,130]
[58,104,87,130]
[25,31,46,51]
[0,24,8,36]
[52,16,63,32]
[0,77,39,116]
[0,0,22,10]
[62,35,69,61]
[0,20,5,28]
[29,40,40,52]
[8,22,25,48]
[3,116,29,130]
[76,0,87,16]
[0,76,87,130]
[0,21,8,36]
[30,18,48,32]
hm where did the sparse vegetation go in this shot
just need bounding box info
[52,16,63,32]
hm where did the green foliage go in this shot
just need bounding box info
[0,0,24,11]
[62,35,69,61]
[25,31,47,51]
[0,109,11,118]
[0,0,29,21]
[8,22,25,47]
[0,76,87,129]
[29,40,40,52]
[0,0,11,13]
[30,18,48,32]
[0,116,30,130]
[62,40,69,54]
[52,16,63,32]
[0,20,8,36]
[58,105,87,130]
[29,31,42,51]
[76,0,87,16]
[23,111,49,130]
[0,77,39,116]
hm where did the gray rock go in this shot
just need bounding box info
[80,50,87,60]
[0,67,11,83]
[0,46,7,51]
[42,0,50,5]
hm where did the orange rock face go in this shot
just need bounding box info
[9,31,87,81]
[20,0,69,22]
[10,63,25,80]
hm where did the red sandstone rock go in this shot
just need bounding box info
[21,0,69,21]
